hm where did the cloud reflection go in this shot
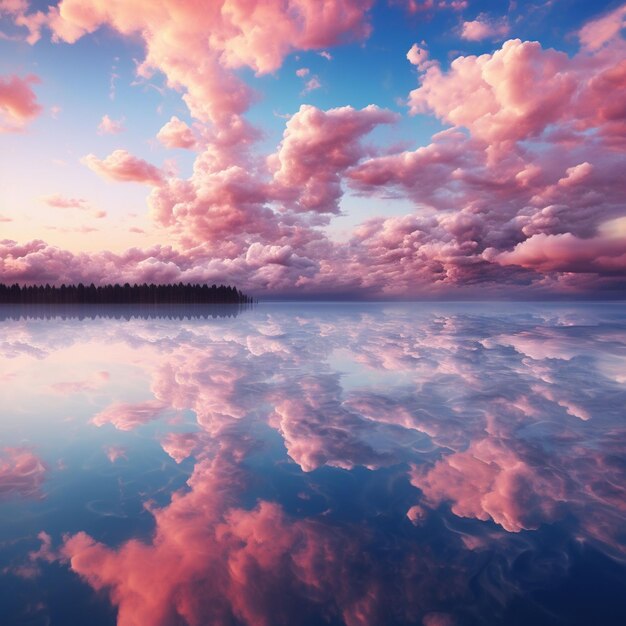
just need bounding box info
[3,303,625,624]
[0,447,46,499]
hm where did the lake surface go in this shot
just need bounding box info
[1,302,625,626]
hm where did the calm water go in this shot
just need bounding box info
[1,302,625,626]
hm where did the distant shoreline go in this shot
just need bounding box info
[0,283,254,305]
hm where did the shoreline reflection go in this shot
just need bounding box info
[0,303,249,321]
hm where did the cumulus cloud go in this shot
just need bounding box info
[160,432,201,463]
[270,104,398,213]
[408,39,578,147]
[410,439,566,532]
[270,374,396,471]
[12,0,374,124]
[59,472,423,626]
[1,5,625,298]
[156,116,196,149]
[51,389,456,626]
[0,73,42,132]
[149,103,397,253]
[337,30,626,297]
[149,161,276,251]
[408,36,626,152]
[97,113,124,134]
[406,42,431,69]
[7,1,377,280]
[461,15,510,42]
[491,233,626,275]
[83,149,164,185]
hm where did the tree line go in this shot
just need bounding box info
[0,282,254,305]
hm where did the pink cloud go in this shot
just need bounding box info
[270,104,398,213]
[1,10,625,300]
[461,16,509,42]
[97,113,124,134]
[149,106,395,251]
[579,3,626,51]
[392,0,467,13]
[55,430,444,626]
[6,2,622,300]
[92,400,168,431]
[0,200,623,297]
[104,445,127,463]
[408,39,578,148]
[41,194,88,209]
[295,67,310,77]
[10,299,622,598]
[6,1,378,281]
[83,149,164,185]
[160,432,201,463]
[0,239,214,286]
[491,233,626,275]
[406,42,431,69]
[347,128,474,211]
[408,36,626,152]
[148,160,276,251]
[301,76,321,94]
[0,0,29,15]
[0,73,42,132]
[13,0,373,126]
[156,116,196,149]
[29,531,57,564]
[269,375,395,471]
[579,57,626,148]
[557,161,593,187]
[150,352,258,432]
[0,447,46,499]
[410,439,566,532]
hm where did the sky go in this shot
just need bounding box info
[0,0,625,299]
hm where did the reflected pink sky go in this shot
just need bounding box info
[1,303,625,625]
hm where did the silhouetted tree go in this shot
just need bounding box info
[0,283,253,305]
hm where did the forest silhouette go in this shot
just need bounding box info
[0,282,253,305]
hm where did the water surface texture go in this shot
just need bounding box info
[1,303,625,626]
